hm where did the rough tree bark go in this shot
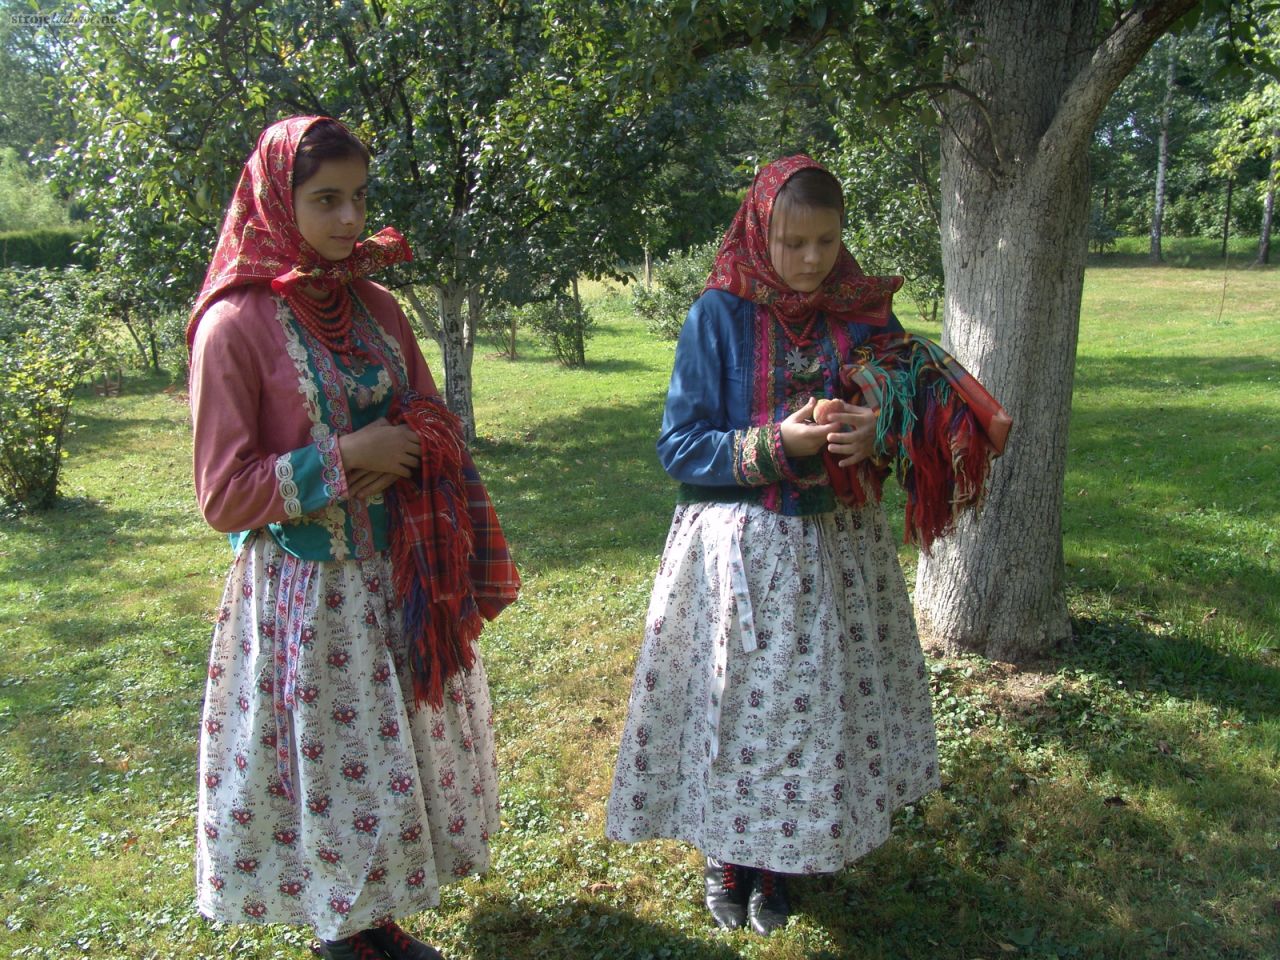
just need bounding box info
[914,0,1199,661]
[436,282,477,442]
[1257,142,1276,266]
[401,282,479,441]
[1150,42,1177,262]
[569,276,587,367]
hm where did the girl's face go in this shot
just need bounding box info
[293,155,368,262]
[768,203,842,294]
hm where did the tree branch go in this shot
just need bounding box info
[1037,0,1199,185]
[908,80,1005,173]
[688,23,833,62]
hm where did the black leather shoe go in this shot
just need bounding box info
[365,922,445,960]
[704,856,755,930]
[317,932,387,960]
[747,869,791,935]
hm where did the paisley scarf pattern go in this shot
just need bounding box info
[703,154,903,331]
[188,114,410,347]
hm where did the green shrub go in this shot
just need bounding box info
[631,240,717,340]
[0,227,93,269]
[523,293,595,367]
[158,308,192,381]
[479,301,520,360]
[0,268,103,510]
[0,147,71,232]
[1089,203,1120,253]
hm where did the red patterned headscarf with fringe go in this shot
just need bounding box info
[187,115,411,348]
[704,154,903,329]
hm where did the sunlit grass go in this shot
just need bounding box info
[1,268,1277,959]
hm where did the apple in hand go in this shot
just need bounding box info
[813,398,843,425]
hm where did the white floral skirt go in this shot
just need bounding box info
[605,501,939,874]
[195,534,499,940]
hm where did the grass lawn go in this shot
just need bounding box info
[1,259,1277,960]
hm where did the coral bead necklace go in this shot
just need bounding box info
[283,283,360,355]
[774,308,824,349]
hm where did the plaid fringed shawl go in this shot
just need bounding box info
[823,334,1013,551]
[386,391,520,708]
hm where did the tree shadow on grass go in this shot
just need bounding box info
[462,899,749,960]
[1062,505,1277,649]
[1072,352,1279,397]
[1065,352,1279,642]
[955,611,1280,816]
[0,497,196,593]
[1085,249,1275,271]
[1061,614,1280,723]
[489,354,656,375]
[473,398,673,574]
[73,370,181,401]
[64,412,180,461]
[839,633,1279,957]
[578,357,660,375]
[1,494,210,801]
[0,595,207,798]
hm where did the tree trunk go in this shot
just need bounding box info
[917,174,1085,661]
[914,0,1195,661]
[1222,176,1234,260]
[403,283,481,436]
[147,315,160,372]
[569,276,586,367]
[1149,43,1175,263]
[1257,143,1276,267]
[467,286,484,353]
[506,313,519,359]
[435,282,477,442]
[644,243,653,287]
[403,285,442,347]
[120,303,148,368]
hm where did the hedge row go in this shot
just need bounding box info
[0,227,95,269]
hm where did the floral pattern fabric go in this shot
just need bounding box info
[196,534,499,940]
[605,500,939,875]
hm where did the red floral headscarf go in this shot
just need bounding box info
[704,154,902,328]
[187,115,411,348]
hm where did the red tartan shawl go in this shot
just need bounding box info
[386,392,520,708]
[188,115,411,348]
[703,154,903,329]
[824,334,1013,550]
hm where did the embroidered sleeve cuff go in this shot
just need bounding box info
[731,424,790,487]
[275,435,347,519]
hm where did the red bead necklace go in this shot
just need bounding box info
[283,283,360,355]
[774,308,824,348]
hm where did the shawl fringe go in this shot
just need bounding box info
[386,392,519,708]
[823,334,1013,551]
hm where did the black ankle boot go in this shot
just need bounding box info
[704,856,755,930]
[365,922,444,960]
[747,869,791,935]
[317,931,386,960]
